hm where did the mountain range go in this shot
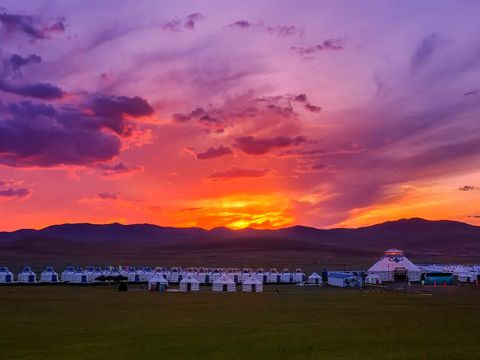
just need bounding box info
[1,218,479,271]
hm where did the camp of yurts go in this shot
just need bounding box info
[268,268,281,283]
[0,266,14,283]
[281,269,292,283]
[242,276,263,292]
[179,274,200,292]
[40,266,59,282]
[127,268,140,282]
[18,267,36,283]
[148,273,168,290]
[213,274,236,292]
[365,273,383,285]
[308,272,322,285]
[61,266,75,282]
[368,248,421,282]
[293,269,306,283]
[71,268,88,283]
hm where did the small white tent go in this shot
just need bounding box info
[140,267,154,281]
[148,273,168,290]
[308,272,322,285]
[242,276,263,292]
[92,267,103,282]
[0,267,14,283]
[212,274,236,292]
[241,268,253,283]
[168,267,181,283]
[61,266,75,282]
[127,268,141,282]
[85,266,95,282]
[293,269,306,283]
[267,268,281,283]
[179,274,200,292]
[281,269,292,283]
[18,267,36,283]
[365,273,383,285]
[71,268,88,283]
[368,249,421,282]
[196,268,209,284]
[40,266,59,283]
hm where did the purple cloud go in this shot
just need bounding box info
[0,180,31,199]
[228,20,301,37]
[290,39,343,57]
[0,81,64,99]
[196,146,233,160]
[0,11,65,40]
[94,161,143,177]
[459,185,479,191]
[235,135,306,155]
[411,34,440,71]
[160,13,205,32]
[8,54,42,71]
[208,167,270,180]
[97,192,120,200]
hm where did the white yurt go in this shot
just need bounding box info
[85,266,95,282]
[255,268,267,283]
[368,249,421,282]
[211,269,222,282]
[227,269,239,283]
[293,269,306,283]
[365,273,383,285]
[281,269,292,283]
[242,276,263,292]
[179,274,200,292]
[212,274,236,292]
[127,268,140,282]
[71,268,88,284]
[102,266,112,275]
[0,267,14,283]
[457,272,477,283]
[109,268,121,277]
[147,273,168,290]
[168,267,181,283]
[268,268,281,283]
[40,266,59,283]
[308,272,322,285]
[61,266,75,282]
[241,268,253,283]
[18,267,36,283]
[140,267,154,281]
[196,268,209,284]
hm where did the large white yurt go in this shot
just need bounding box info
[40,266,59,283]
[268,268,281,283]
[148,273,168,290]
[368,249,421,282]
[242,276,263,292]
[140,267,154,282]
[18,267,36,283]
[61,266,75,282]
[308,272,322,285]
[281,269,292,283]
[0,267,14,283]
[71,268,88,284]
[212,274,236,292]
[365,273,383,285]
[127,268,140,282]
[196,268,209,284]
[168,267,181,283]
[293,269,306,283]
[179,275,200,292]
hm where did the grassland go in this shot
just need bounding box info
[0,284,479,360]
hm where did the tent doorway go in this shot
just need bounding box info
[187,283,191,291]
[28,275,34,282]
[252,284,256,292]
[223,284,228,292]
[394,268,408,282]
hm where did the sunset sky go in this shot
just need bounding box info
[1,1,480,231]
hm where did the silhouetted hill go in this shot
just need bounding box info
[1,218,479,269]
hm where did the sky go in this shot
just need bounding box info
[0,1,480,231]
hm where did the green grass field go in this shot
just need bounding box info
[1,285,479,360]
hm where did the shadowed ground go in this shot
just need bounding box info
[0,284,479,359]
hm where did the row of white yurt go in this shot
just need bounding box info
[0,267,14,283]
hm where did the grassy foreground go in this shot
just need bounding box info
[0,285,479,360]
